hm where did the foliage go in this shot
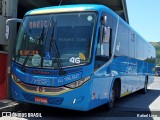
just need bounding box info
[150,42,160,66]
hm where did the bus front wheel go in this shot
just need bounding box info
[106,84,116,110]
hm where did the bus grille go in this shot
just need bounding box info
[20,82,68,93]
[22,92,64,105]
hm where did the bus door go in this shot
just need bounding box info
[93,13,112,100]
[95,13,112,69]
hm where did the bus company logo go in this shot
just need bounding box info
[37,86,44,92]
[32,78,51,86]
[32,70,50,75]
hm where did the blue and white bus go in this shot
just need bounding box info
[7,4,156,111]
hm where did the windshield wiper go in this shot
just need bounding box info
[21,51,31,72]
[50,38,66,75]
[50,17,66,75]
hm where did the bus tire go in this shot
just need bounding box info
[141,77,148,94]
[106,81,118,110]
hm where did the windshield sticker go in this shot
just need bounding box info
[79,53,86,60]
[32,54,41,66]
[45,52,51,59]
[87,16,93,21]
[43,59,53,67]
[69,57,80,64]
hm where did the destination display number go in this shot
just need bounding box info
[19,50,39,56]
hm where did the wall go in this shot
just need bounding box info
[0,16,7,46]
[0,0,18,98]
[2,0,18,17]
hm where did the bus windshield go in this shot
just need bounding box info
[13,12,97,69]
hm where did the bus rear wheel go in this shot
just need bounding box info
[141,77,148,94]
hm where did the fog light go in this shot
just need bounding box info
[73,99,76,104]
[15,90,17,96]
[72,97,84,104]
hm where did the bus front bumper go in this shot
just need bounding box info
[11,80,92,111]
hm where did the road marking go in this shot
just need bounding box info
[149,96,160,111]
[0,103,19,110]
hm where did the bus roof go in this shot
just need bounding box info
[25,4,110,15]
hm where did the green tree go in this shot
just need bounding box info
[150,42,160,66]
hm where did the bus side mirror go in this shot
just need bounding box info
[101,16,107,26]
[5,18,22,40]
[102,26,111,43]
[5,25,10,40]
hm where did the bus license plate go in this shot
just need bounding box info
[35,97,48,104]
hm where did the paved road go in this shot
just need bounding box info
[1,77,160,120]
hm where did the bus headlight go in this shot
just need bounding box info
[65,76,91,89]
[11,73,21,83]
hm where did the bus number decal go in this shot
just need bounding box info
[57,73,80,83]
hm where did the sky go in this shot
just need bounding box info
[126,0,160,42]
